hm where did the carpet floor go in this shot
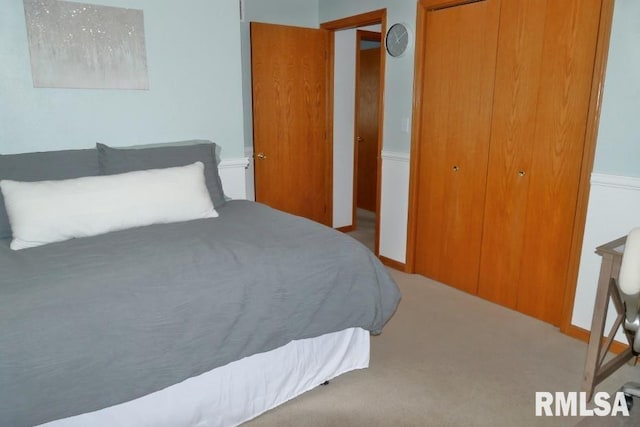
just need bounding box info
[243,219,640,426]
[346,209,376,252]
[241,270,640,427]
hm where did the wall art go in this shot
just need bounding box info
[23,0,149,89]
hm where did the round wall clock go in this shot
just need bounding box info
[385,23,412,58]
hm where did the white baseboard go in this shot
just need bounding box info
[243,147,255,201]
[572,172,640,341]
[219,156,250,200]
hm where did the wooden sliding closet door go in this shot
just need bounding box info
[411,0,605,325]
[477,0,602,325]
[514,0,601,325]
[476,0,547,310]
[413,0,500,294]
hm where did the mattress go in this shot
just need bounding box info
[40,327,370,427]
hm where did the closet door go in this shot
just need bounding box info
[476,0,547,309]
[515,0,601,325]
[413,0,500,294]
[478,0,602,325]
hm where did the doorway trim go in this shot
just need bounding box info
[321,9,387,256]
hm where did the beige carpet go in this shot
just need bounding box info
[243,221,640,426]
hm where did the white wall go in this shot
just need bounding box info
[332,29,357,228]
[379,151,410,261]
[218,157,250,201]
[0,0,246,159]
[572,174,640,339]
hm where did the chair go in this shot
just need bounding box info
[616,227,640,407]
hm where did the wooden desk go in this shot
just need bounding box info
[582,235,636,400]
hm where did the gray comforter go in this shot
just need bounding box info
[0,200,400,426]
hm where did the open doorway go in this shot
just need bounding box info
[322,11,386,256]
[352,30,382,252]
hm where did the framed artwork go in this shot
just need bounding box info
[23,0,149,89]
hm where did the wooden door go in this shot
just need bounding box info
[476,0,547,309]
[413,0,501,294]
[356,40,381,213]
[251,22,332,226]
[477,0,602,325]
[515,0,601,325]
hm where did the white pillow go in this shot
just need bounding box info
[0,161,218,250]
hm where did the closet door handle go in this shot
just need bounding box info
[518,170,526,177]
[452,165,460,172]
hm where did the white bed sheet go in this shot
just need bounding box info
[41,327,370,427]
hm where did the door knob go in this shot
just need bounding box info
[518,170,526,177]
[256,152,267,160]
[452,165,460,172]
[357,136,364,143]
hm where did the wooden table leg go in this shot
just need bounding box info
[582,246,635,401]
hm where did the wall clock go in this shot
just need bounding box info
[385,23,412,58]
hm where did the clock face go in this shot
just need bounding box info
[386,23,410,57]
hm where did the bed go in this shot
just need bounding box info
[0,142,401,427]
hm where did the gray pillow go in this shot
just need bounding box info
[0,149,99,239]
[96,142,226,208]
